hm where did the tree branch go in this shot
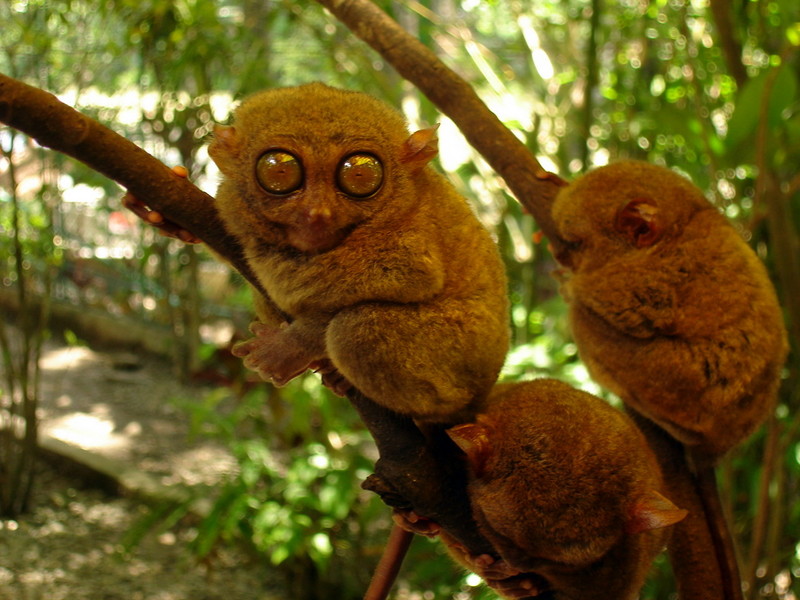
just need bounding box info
[314,0,568,254]
[0,73,263,298]
[349,390,545,599]
[628,412,728,600]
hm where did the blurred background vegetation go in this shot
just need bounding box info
[0,0,798,598]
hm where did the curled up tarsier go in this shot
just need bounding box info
[126,82,510,426]
[396,379,687,600]
[550,160,788,464]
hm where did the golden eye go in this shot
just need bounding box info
[256,150,303,195]
[337,153,384,198]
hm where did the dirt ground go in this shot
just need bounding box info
[0,341,285,600]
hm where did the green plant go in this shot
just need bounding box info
[126,376,396,600]
[0,132,60,517]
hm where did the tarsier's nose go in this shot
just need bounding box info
[306,204,333,226]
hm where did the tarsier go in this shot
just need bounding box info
[402,379,687,600]
[128,82,510,424]
[551,161,788,463]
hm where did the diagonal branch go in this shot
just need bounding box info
[0,73,263,298]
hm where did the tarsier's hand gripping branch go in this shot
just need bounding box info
[122,166,202,244]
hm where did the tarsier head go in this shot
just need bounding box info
[209,83,439,254]
[552,161,711,271]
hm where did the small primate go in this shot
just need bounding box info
[427,379,686,600]
[126,83,509,424]
[551,161,787,462]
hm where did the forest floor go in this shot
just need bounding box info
[0,338,285,600]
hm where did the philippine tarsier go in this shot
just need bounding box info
[128,82,510,424]
[551,161,788,462]
[402,379,686,600]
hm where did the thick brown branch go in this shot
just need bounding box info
[0,73,263,296]
[348,391,495,555]
[629,411,731,600]
[315,0,568,254]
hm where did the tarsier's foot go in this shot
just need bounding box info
[448,546,543,598]
[393,509,543,597]
[391,509,442,538]
[231,321,313,386]
[311,359,354,397]
[121,166,202,244]
[485,573,544,599]
[470,554,522,579]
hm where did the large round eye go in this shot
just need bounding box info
[337,153,384,198]
[256,150,303,195]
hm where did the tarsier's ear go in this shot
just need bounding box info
[400,125,440,171]
[614,199,662,248]
[208,125,241,175]
[446,421,492,479]
[625,489,688,534]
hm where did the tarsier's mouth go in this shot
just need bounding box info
[286,222,357,255]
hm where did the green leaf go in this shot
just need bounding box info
[728,66,799,148]
[727,74,768,148]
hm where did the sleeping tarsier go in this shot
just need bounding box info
[129,82,510,424]
[551,161,788,463]
[420,379,687,600]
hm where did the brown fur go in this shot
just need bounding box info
[552,161,787,460]
[209,83,509,423]
[446,379,686,600]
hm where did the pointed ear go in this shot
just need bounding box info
[626,490,688,534]
[400,125,440,171]
[614,199,662,248]
[446,421,493,478]
[208,125,241,176]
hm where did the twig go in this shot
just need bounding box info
[362,525,414,600]
[707,0,748,87]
